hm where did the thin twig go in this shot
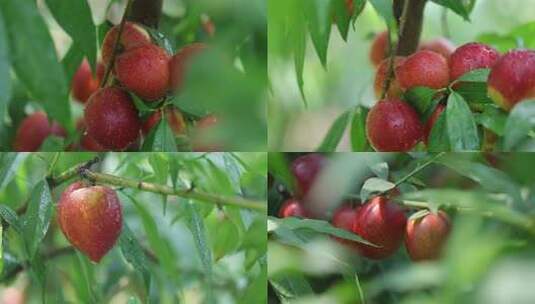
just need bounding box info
[101,0,133,88]
[81,169,266,212]
[380,0,412,99]
[393,152,445,188]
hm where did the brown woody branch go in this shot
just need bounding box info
[394,0,427,56]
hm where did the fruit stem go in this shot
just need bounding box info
[100,0,133,88]
[81,169,267,212]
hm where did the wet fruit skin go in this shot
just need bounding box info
[424,103,446,145]
[405,211,451,261]
[72,59,105,103]
[13,112,67,152]
[397,50,450,90]
[290,153,327,198]
[76,118,106,152]
[57,182,122,262]
[419,38,456,61]
[278,198,308,218]
[352,196,407,260]
[101,22,151,67]
[142,107,186,136]
[370,31,389,67]
[115,44,170,101]
[488,49,535,111]
[169,43,207,92]
[366,99,424,152]
[374,56,406,98]
[84,87,141,150]
[331,204,360,249]
[449,42,500,82]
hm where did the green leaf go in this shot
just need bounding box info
[436,156,523,207]
[350,106,369,152]
[1,0,71,131]
[120,192,177,277]
[474,104,507,136]
[431,0,475,21]
[0,224,3,274]
[142,119,178,152]
[0,204,22,234]
[268,216,375,246]
[368,0,397,29]
[44,0,97,68]
[38,136,65,152]
[446,92,480,151]
[455,68,490,83]
[0,153,26,192]
[404,87,440,120]
[61,44,85,88]
[316,110,351,152]
[504,100,535,151]
[0,12,10,133]
[428,107,450,151]
[305,0,332,67]
[184,201,215,303]
[22,180,53,259]
[119,223,151,293]
[360,177,395,202]
[332,0,352,41]
[267,152,295,192]
[269,274,314,301]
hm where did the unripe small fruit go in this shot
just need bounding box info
[84,87,141,150]
[352,196,407,259]
[72,59,104,103]
[13,112,66,152]
[419,38,456,61]
[58,182,122,262]
[290,153,327,198]
[488,49,535,111]
[424,103,446,145]
[374,56,406,98]
[278,198,307,218]
[142,107,186,135]
[397,50,450,90]
[332,204,360,248]
[366,99,423,152]
[169,43,207,92]
[370,31,389,67]
[115,44,170,101]
[405,211,451,261]
[449,42,500,82]
[101,22,151,67]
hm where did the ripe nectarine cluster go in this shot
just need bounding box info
[277,154,451,262]
[366,31,535,152]
[13,21,217,151]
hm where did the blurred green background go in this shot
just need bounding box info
[268,0,535,151]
